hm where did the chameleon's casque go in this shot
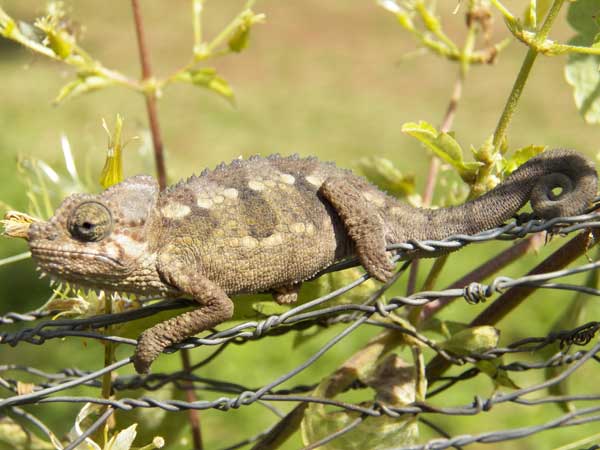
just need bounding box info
[28,151,598,373]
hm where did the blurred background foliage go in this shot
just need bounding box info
[1,1,600,449]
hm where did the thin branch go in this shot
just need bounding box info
[131,0,167,190]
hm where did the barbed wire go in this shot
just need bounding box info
[2,209,600,449]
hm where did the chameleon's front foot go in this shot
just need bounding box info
[132,287,234,373]
[134,328,168,374]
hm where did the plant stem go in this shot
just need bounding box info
[492,0,565,148]
[181,349,203,450]
[131,0,167,190]
[130,2,202,448]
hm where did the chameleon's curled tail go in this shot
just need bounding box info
[390,149,598,243]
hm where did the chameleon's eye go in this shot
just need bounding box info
[68,202,113,242]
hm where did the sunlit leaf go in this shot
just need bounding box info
[356,156,416,198]
[441,325,499,355]
[228,10,265,53]
[100,114,125,188]
[503,145,546,174]
[176,68,235,104]
[54,74,114,105]
[402,121,481,182]
[565,0,600,124]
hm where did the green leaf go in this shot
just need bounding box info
[0,417,55,450]
[476,359,520,390]
[176,68,235,104]
[421,318,470,339]
[567,0,600,35]
[100,114,125,188]
[402,121,481,182]
[251,301,291,316]
[301,354,419,449]
[441,325,500,356]
[54,74,114,104]
[565,0,600,124]
[356,156,416,198]
[228,9,265,53]
[503,145,546,174]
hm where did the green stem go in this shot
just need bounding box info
[489,0,515,21]
[492,48,537,148]
[192,0,204,52]
[492,0,565,148]
[551,43,600,56]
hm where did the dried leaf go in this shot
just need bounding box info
[1,210,41,239]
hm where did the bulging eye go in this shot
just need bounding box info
[68,202,113,242]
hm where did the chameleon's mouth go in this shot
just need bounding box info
[29,245,131,287]
[30,246,126,269]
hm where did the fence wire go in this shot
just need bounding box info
[2,206,600,449]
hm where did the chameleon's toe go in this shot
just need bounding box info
[133,330,165,374]
[366,259,396,283]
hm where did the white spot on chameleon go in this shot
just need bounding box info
[363,191,386,207]
[280,174,295,185]
[223,188,239,199]
[390,207,403,215]
[305,175,323,187]
[213,195,225,204]
[290,222,306,234]
[248,180,265,191]
[197,198,213,209]
[241,236,259,248]
[161,202,191,219]
[104,243,121,260]
[262,232,283,247]
[306,223,315,235]
[113,234,147,257]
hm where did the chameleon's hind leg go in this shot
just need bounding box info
[133,248,234,374]
[319,177,395,282]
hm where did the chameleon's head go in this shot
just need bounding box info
[28,176,159,291]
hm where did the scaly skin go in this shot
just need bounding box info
[27,150,598,373]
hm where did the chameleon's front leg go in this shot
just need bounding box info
[133,246,234,374]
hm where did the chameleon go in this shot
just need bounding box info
[27,149,597,373]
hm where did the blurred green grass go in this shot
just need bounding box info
[1,1,600,449]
